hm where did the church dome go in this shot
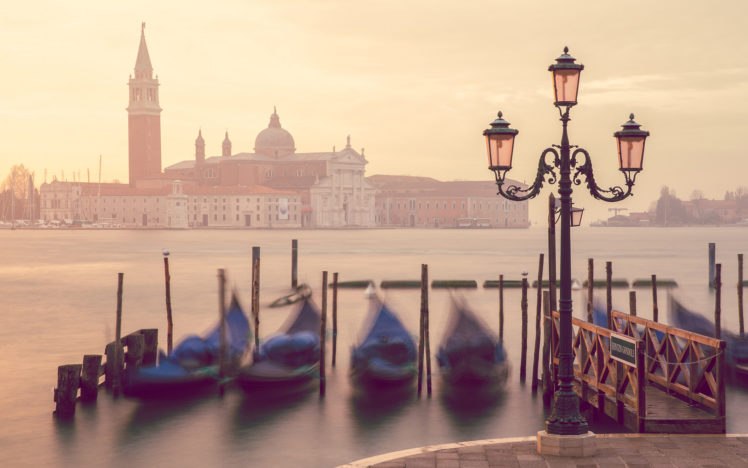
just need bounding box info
[254,107,295,157]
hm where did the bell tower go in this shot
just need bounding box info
[127,22,162,186]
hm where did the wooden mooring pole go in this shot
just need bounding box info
[332,272,338,367]
[651,274,659,322]
[423,264,432,397]
[499,274,504,341]
[629,291,637,317]
[54,364,82,418]
[218,268,227,395]
[715,263,722,340]
[606,261,612,329]
[532,254,544,392]
[252,246,260,349]
[739,253,744,337]
[520,276,528,383]
[541,290,553,402]
[547,194,557,313]
[709,243,716,288]
[139,329,158,366]
[291,239,298,289]
[320,271,328,397]
[418,265,426,397]
[113,272,124,397]
[80,354,102,401]
[587,258,594,322]
[164,253,173,354]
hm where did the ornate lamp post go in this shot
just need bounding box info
[483,47,649,437]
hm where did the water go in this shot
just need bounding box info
[1,227,747,467]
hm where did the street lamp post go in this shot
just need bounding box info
[483,47,649,438]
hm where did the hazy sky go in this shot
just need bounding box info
[2,1,748,223]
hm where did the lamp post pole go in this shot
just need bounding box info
[483,47,649,437]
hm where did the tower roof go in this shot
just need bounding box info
[195,129,204,144]
[135,22,153,73]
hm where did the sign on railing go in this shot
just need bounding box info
[610,332,637,367]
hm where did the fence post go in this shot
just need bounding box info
[636,341,646,433]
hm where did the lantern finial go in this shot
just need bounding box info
[564,46,569,54]
[629,113,635,120]
[498,111,503,118]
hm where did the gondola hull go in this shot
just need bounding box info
[350,300,417,391]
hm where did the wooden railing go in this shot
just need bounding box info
[550,311,646,430]
[549,309,726,429]
[609,310,726,417]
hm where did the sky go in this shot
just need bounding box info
[2,0,748,224]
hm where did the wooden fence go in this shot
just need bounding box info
[550,310,726,433]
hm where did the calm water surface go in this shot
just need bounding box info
[1,227,747,467]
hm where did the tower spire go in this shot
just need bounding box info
[135,22,153,78]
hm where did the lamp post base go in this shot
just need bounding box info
[537,430,596,457]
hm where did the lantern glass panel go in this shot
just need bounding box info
[486,133,515,169]
[571,208,584,227]
[617,135,645,171]
[552,69,580,104]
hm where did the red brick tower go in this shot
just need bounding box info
[127,23,162,186]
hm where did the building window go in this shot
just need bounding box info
[256,214,260,221]
[236,214,239,221]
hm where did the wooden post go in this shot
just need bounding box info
[54,364,81,417]
[418,264,427,396]
[636,342,646,433]
[548,194,558,314]
[715,263,722,340]
[629,291,637,317]
[541,291,553,402]
[709,242,716,288]
[739,253,744,337]
[520,277,528,383]
[717,341,727,419]
[606,261,612,329]
[113,272,124,396]
[499,274,504,341]
[651,274,659,323]
[80,355,102,402]
[291,239,298,289]
[164,254,173,354]
[587,258,594,322]
[218,268,227,394]
[320,271,328,397]
[332,272,338,367]
[138,329,158,366]
[532,254,544,392]
[252,246,260,349]
[423,264,432,397]
[124,333,145,371]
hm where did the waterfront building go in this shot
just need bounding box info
[370,175,530,228]
[39,179,300,228]
[164,113,377,227]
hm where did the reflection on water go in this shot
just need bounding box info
[3,227,748,467]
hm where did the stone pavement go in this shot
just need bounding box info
[337,434,748,468]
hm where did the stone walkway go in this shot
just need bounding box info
[337,434,748,468]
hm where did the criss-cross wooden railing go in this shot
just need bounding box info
[550,311,646,430]
[609,310,726,417]
[549,309,726,432]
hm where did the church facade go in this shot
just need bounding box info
[164,111,377,227]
